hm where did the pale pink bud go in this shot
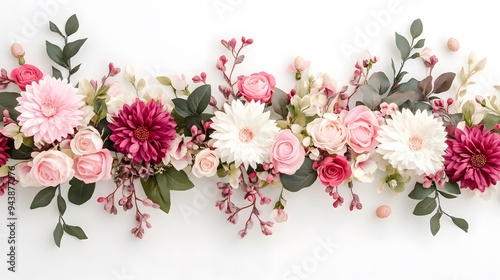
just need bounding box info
[11,43,25,58]
[229,38,237,49]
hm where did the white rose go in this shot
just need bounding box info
[192,149,219,178]
[306,113,348,155]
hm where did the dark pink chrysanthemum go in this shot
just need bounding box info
[444,125,500,192]
[109,98,176,164]
[0,133,10,167]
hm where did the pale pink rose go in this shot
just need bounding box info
[31,150,74,187]
[306,113,348,155]
[70,126,103,155]
[11,64,43,90]
[271,130,305,175]
[317,155,352,187]
[192,149,219,178]
[270,209,288,223]
[106,81,121,97]
[171,74,187,92]
[16,161,41,188]
[73,149,113,184]
[163,135,192,170]
[352,153,378,183]
[344,105,381,153]
[237,71,276,103]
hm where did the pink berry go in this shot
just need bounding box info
[376,205,392,218]
[447,38,460,52]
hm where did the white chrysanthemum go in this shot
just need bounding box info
[376,108,447,176]
[211,100,280,169]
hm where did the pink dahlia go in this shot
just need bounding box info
[15,76,85,144]
[444,125,500,192]
[0,134,10,166]
[109,98,176,164]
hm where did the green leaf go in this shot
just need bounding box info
[395,32,411,60]
[443,181,461,195]
[53,222,63,248]
[184,114,203,136]
[391,58,396,75]
[172,98,191,118]
[408,182,435,200]
[437,190,457,199]
[63,224,88,240]
[8,142,33,160]
[410,19,423,39]
[280,157,317,192]
[414,38,425,49]
[430,211,442,236]
[358,85,381,110]
[482,113,500,131]
[52,66,63,80]
[49,21,64,37]
[413,197,437,216]
[432,72,456,94]
[368,72,390,95]
[419,76,433,96]
[382,90,423,106]
[141,175,171,213]
[157,167,194,191]
[271,87,289,119]
[187,84,211,114]
[0,92,21,120]
[30,187,57,209]
[68,178,96,205]
[62,38,87,61]
[451,217,469,233]
[46,41,67,68]
[57,194,67,215]
[65,14,79,36]
[156,76,172,86]
[93,98,107,123]
[412,102,432,112]
[70,63,82,75]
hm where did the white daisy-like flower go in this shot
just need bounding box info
[376,108,447,176]
[210,99,280,169]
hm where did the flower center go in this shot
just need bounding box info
[41,103,56,117]
[239,128,254,143]
[134,127,150,142]
[471,154,486,168]
[408,136,423,151]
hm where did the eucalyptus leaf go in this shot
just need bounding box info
[52,66,63,80]
[65,14,79,36]
[481,113,500,130]
[381,90,422,106]
[53,222,63,248]
[437,191,457,199]
[156,76,172,86]
[359,85,381,110]
[0,92,21,120]
[272,87,289,119]
[413,197,437,216]
[414,38,425,49]
[63,224,88,240]
[49,21,64,37]
[280,157,317,192]
[430,211,442,236]
[395,32,411,60]
[451,217,469,233]
[432,72,456,94]
[68,178,96,205]
[62,38,87,61]
[419,76,433,96]
[443,181,461,195]
[70,64,82,75]
[410,19,423,39]
[30,186,57,209]
[157,168,194,191]
[46,41,67,68]
[408,182,435,200]
[172,98,191,118]
[368,72,390,95]
[57,194,67,215]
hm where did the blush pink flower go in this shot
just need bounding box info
[31,150,74,187]
[11,64,43,90]
[316,155,352,187]
[237,72,276,103]
[109,98,177,164]
[444,125,500,192]
[270,130,305,175]
[16,76,85,144]
[344,105,381,153]
[306,113,348,155]
[73,149,113,184]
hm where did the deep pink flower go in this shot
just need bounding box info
[0,133,10,167]
[11,64,43,90]
[317,155,352,187]
[109,98,176,164]
[444,125,500,192]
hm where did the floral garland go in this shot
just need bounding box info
[0,15,499,246]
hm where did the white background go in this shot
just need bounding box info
[1,0,500,279]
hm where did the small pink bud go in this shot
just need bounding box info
[447,38,460,52]
[192,76,201,83]
[200,72,207,79]
[97,197,106,203]
[248,172,256,179]
[447,98,454,106]
[245,38,253,45]
[376,205,391,218]
[229,38,237,49]
[11,43,25,58]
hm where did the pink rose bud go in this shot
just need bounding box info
[11,43,25,58]
[245,38,253,45]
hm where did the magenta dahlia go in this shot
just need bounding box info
[444,125,500,192]
[109,98,176,164]
[0,134,10,167]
